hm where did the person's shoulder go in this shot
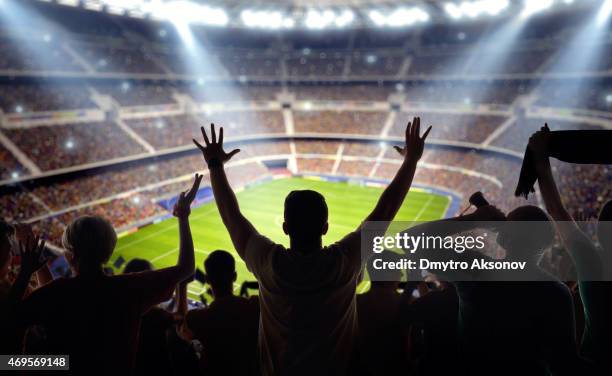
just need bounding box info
[325,230,361,252]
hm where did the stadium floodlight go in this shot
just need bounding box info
[597,0,612,25]
[520,0,554,19]
[241,10,295,29]
[304,9,355,29]
[147,0,228,26]
[57,0,79,6]
[11,171,19,180]
[606,94,612,103]
[369,7,430,27]
[444,0,509,20]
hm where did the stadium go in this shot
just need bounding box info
[0,0,611,374]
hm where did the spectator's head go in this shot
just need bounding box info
[204,250,236,297]
[62,216,116,274]
[1,220,14,278]
[123,258,153,273]
[598,200,612,252]
[367,250,403,290]
[497,205,555,261]
[283,190,328,250]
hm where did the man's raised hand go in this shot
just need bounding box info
[528,123,551,159]
[173,174,203,219]
[193,123,240,167]
[393,116,432,161]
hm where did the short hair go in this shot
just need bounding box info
[284,190,328,240]
[499,205,555,257]
[598,200,612,251]
[123,258,153,273]
[204,250,235,286]
[62,216,116,269]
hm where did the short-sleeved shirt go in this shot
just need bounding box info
[18,271,178,375]
[244,231,362,376]
[187,295,260,375]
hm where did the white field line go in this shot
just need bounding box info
[413,195,434,222]
[151,248,179,263]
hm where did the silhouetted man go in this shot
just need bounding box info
[194,118,430,376]
[186,250,260,376]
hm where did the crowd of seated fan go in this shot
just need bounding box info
[0,191,48,223]
[464,48,553,75]
[534,82,612,113]
[30,155,203,211]
[296,157,335,174]
[337,159,376,177]
[126,115,201,149]
[189,85,280,102]
[5,122,146,171]
[0,146,24,181]
[0,36,83,72]
[292,84,393,102]
[77,43,166,74]
[401,81,528,105]
[96,82,177,107]
[491,118,602,153]
[552,161,611,219]
[294,140,340,155]
[390,112,506,144]
[349,51,403,76]
[217,51,282,77]
[343,142,382,158]
[203,110,285,136]
[294,110,387,135]
[286,52,346,77]
[0,83,95,113]
[408,47,554,76]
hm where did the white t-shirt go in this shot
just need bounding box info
[245,231,362,376]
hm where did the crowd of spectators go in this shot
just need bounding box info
[96,82,177,107]
[294,110,387,135]
[218,51,282,77]
[77,43,166,74]
[0,83,95,113]
[294,140,340,155]
[5,121,146,171]
[491,118,601,152]
[349,51,403,76]
[391,112,506,144]
[0,145,24,181]
[293,84,393,102]
[126,115,201,150]
[337,159,376,177]
[296,157,335,174]
[0,36,83,72]
[286,52,346,77]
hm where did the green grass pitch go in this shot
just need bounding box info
[109,177,450,299]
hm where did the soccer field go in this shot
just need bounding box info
[109,177,451,299]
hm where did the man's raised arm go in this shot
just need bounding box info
[361,117,431,229]
[193,124,258,260]
[528,124,602,280]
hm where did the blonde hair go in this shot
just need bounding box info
[63,216,117,269]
